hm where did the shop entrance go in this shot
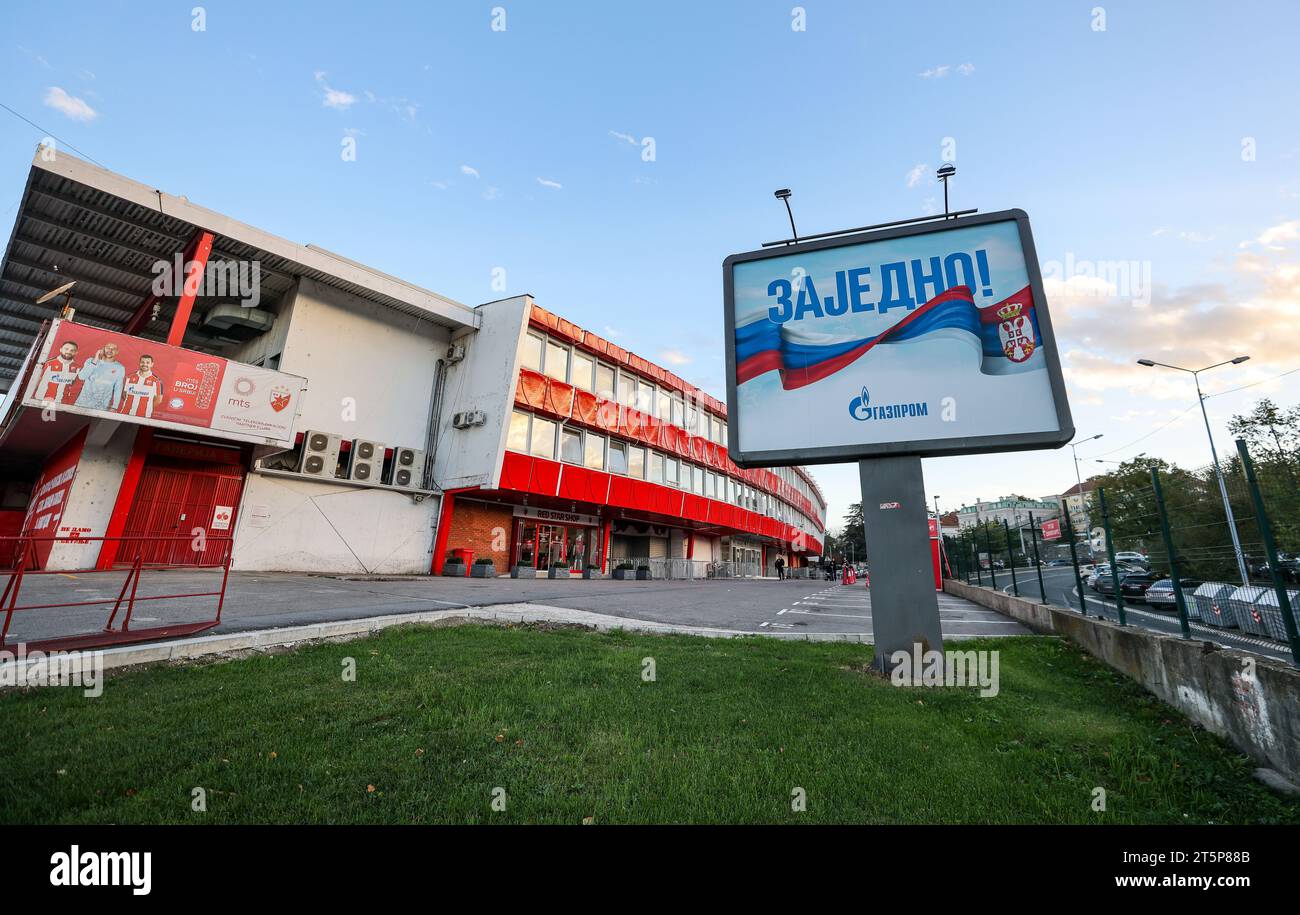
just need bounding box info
[514,519,599,572]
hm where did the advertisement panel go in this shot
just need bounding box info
[22,319,306,447]
[723,210,1073,465]
[1041,518,1062,541]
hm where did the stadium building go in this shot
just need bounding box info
[0,148,825,579]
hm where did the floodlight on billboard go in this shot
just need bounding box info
[722,209,1073,466]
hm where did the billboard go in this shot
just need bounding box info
[22,319,307,448]
[723,210,1073,465]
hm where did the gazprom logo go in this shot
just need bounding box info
[849,385,929,422]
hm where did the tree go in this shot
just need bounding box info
[840,502,866,563]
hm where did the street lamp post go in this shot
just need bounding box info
[1137,356,1251,586]
[1069,433,1103,555]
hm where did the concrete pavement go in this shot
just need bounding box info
[1,569,1029,646]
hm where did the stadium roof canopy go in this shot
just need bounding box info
[0,147,479,392]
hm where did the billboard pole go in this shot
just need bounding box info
[859,456,943,673]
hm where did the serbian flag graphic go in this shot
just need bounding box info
[735,284,1042,390]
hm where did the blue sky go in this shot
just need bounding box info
[3,0,1299,532]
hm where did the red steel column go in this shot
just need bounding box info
[166,231,215,346]
[430,487,477,575]
[96,427,154,570]
[600,518,612,574]
[123,229,215,339]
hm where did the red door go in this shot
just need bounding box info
[119,462,244,566]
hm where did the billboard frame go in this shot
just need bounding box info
[722,208,1074,467]
[20,318,308,449]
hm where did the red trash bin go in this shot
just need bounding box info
[451,548,474,576]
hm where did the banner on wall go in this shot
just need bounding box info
[22,319,307,448]
[722,209,1074,465]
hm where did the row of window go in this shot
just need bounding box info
[507,410,820,531]
[520,331,729,446]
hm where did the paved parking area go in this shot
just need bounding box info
[1,569,1030,645]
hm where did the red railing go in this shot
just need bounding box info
[0,534,233,653]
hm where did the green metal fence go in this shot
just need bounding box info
[942,438,1299,666]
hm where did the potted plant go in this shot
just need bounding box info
[547,561,570,579]
[635,562,652,581]
[442,553,466,577]
[470,558,497,578]
[612,561,636,581]
[581,563,601,579]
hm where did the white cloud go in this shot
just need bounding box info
[609,130,638,145]
[919,65,950,79]
[482,186,501,201]
[1256,220,1300,249]
[604,325,624,339]
[460,165,480,178]
[536,177,562,190]
[956,63,975,76]
[43,87,97,122]
[905,163,927,188]
[314,71,357,110]
[658,348,692,367]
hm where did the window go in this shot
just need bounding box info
[671,395,684,427]
[636,382,655,415]
[685,404,698,433]
[520,333,543,372]
[701,413,712,442]
[585,433,606,470]
[595,363,616,400]
[617,372,637,408]
[508,410,530,452]
[530,416,556,459]
[664,458,679,486]
[655,389,671,422]
[628,445,645,479]
[609,440,628,475]
[560,426,582,464]
[571,351,594,392]
[692,465,703,495]
[649,450,664,484]
[718,420,728,446]
[544,341,569,382]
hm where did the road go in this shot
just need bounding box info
[975,564,1294,663]
[1,570,1028,646]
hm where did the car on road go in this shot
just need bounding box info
[1144,577,1203,612]
[1114,551,1150,567]
[1096,569,1157,602]
[1088,562,1141,590]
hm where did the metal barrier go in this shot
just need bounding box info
[0,534,233,653]
[627,558,768,580]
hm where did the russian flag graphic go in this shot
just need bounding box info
[735,284,1042,390]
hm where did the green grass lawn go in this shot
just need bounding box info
[1,624,1295,824]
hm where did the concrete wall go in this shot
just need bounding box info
[945,578,1300,785]
[231,473,440,574]
[46,422,136,570]
[279,276,450,446]
[433,296,530,491]
[228,276,449,573]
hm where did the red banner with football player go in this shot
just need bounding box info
[23,319,306,447]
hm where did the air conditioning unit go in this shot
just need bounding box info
[389,446,425,489]
[451,410,486,429]
[298,430,342,478]
[349,439,386,483]
[445,342,466,363]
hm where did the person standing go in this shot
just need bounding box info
[74,342,125,412]
[37,340,80,404]
[774,555,785,580]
